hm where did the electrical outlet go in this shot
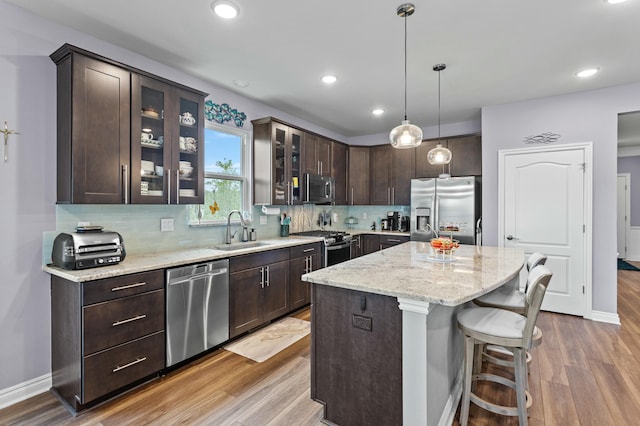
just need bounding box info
[260,215,268,225]
[362,213,368,220]
[78,221,91,227]
[160,218,174,232]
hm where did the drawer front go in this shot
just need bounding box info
[83,331,164,403]
[290,242,323,260]
[83,290,164,355]
[83,270,164,305]
[380,235,409,245]
[229,248,289,273]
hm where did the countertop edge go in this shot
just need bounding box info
[43,236,323,282]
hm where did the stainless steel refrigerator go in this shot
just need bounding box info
[410,177,482,245]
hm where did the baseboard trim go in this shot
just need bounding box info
[0,373,52,410]
[438,364,464,426]
[591,310,621,325]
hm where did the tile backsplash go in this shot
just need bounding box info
[43,203,407,264]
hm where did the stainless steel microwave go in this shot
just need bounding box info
[305,173,334,204]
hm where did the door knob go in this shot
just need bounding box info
[506,234,516,240]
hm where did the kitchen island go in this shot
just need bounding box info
[302,242,524,426]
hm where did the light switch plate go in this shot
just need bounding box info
[160,218,174,232]
[362,213,368,220]
[260,215,268,225]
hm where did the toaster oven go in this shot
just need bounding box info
[51,229,126,270]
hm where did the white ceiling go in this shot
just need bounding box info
[7,0,640,138]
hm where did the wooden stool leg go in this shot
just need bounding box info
[514,348,529,426]
[472,342,484,392]
[460,335,475,426]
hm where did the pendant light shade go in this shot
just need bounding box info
[427,64,452,167]
[389,3,423,149]
[427,143,452,164]
[390,120,423,149]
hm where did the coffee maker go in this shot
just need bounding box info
[387,211,401,231]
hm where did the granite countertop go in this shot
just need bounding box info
[44,236,323,282]
[302,242,524,306]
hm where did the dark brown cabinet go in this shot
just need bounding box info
[303,133,331,176]
[253,118,303,205]
[51,270,165,412]
[348,146,370,205]
[51,44,207,205]
[229,248,290,338]
[311,285,402,426]
[130,76,205,204]
[415,134,482,178]
[362,234,380,255]
[370,145,415,205]
[350,235,363,258]
[52,48,131,204]
[289,242,323,311]
[331,141,349,205]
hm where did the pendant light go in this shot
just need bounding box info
[389,3,423,149]
[427,64,452,178]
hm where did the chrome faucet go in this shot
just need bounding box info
[226,210,248,244]
[425,223,439,239]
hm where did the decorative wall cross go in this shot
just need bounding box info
[1,121,19,162]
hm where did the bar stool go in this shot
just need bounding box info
[474,253,547,365]
[457,265,553,426]
[474,252,547,313]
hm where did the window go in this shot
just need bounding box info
[190,123,251,224]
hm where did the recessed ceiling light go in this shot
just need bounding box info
[322,75,337,84]
[372,109,385,116]
[605,0,627,4]
[211,1,239,19]
[576,68,600,78]
[233,79,249,88]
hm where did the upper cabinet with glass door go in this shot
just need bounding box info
[131,75,205,204]
[252,117,303,205]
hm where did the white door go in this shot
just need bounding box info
[499,144,590,316]
[617,174,630,259]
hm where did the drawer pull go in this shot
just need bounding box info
[387,239,402,243]
[303,248,315,253]
[112,314,147,327]
[112,357,147,373]
[111,282,146,292]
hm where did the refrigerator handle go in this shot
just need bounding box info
[432,195,439,233]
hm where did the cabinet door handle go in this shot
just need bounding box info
[259,267,264,288]
[122,164,128,204]
[351,187,354,205]
[111,281,146,292]
[304,256,309,273]
[387,187,391,204]
[266,265,270,287]
[112,314,147,327]
[309,255,313,272]
[113,357,147,373]
[391,187,395,204]
[176,169,180,204]
[167,168,171,204]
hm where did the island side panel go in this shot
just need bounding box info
[311,284,402,426]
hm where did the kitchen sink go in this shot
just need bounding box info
[212,241,273,251]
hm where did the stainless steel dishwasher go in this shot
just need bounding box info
[166,259,229,367]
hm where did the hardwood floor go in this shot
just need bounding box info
[2,272,640,425]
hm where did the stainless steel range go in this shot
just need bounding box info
[293,230,352,266]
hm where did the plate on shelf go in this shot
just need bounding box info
[179,189,196,197]
[147,190,163,196]
[141,140,163,148]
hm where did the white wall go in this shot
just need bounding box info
[482,83,640,315]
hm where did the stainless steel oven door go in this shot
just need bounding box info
[326,241,351,266]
